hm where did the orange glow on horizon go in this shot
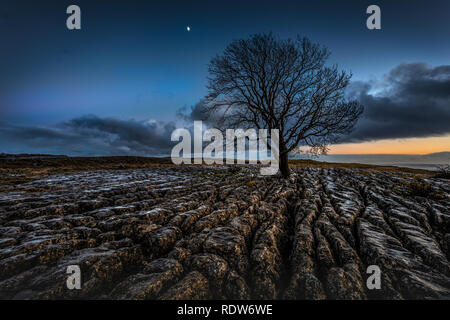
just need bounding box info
[328,135,450,155]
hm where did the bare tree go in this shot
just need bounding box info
[204,33,363,177]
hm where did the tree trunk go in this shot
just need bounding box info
[279,151,290,178]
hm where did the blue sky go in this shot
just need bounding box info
[0,0,449,156]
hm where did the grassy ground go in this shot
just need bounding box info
[0,156,173,186]
[0,155,433,187]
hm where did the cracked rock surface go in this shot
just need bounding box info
[0,166,449,299]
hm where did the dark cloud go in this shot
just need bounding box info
[343,62,450,143]
[0,115,176,156]
[176,99,217,125]
[178,63,450,145]
[2,63,449,156]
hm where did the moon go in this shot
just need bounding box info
[186,26,191,31]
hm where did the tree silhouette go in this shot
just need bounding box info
[204,33,363,177]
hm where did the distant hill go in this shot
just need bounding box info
[420,152,450,160]
[0,153,69,160]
